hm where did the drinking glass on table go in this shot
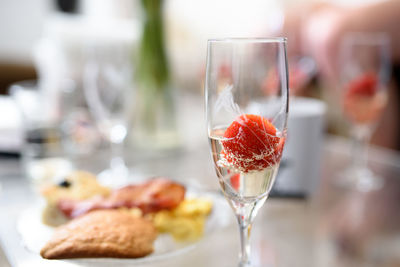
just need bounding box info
[205,38,289,266]
[339,32,391,191]
[10,80,74,187]
[83,43,134,186]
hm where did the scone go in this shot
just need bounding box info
[40,171,110,226]
[40,210,157,259]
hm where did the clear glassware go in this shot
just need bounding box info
[205,38,289,266]
[338,32,391,192]
[83,43,134,186]
[10,80,75,188]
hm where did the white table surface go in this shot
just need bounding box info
[1,136,400,267]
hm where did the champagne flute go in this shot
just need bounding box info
[83,42,133,186]
[339,32,390,191]
[205,38,289,266]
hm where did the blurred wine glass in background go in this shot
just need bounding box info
[338,32,391,191]
[83,42,133,186]
[288,56,317,95]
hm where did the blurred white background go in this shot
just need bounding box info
[0,0,383,89]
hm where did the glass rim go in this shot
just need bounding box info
[207,37,287,44]
[342,32,390,45]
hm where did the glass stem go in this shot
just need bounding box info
[234,198,266,267]
[110,140,126,171]
[238,217,252,266]
[351,126,371,171]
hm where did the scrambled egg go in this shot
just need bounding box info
[153,198,213,241]
[41,171,111,226]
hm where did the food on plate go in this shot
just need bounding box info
[153,198,213,241]
[40,171,110,226]
[57,177,186,218]
[39,173,214,259]
[40,209,157,259]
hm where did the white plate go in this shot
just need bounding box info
[17,188,231,265]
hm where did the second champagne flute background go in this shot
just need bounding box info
[83,42,134,186]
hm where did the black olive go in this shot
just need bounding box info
[58,180,71,188]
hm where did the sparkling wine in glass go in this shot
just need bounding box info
[339,32,390,191]
[205,38,289,266]
[83,43,134,186]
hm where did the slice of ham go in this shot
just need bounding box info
[58,177,186,219]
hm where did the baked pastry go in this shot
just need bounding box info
[40,209,157,259]
[40,171,110,226]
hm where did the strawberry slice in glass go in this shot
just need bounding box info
[221,114,285,173]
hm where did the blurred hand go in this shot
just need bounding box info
[282,0,400,83]
[302,4,347,82]
[281,3,347,82]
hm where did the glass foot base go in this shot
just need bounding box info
[337,167,384,192]
[239,262,252,267]
[238,261,270,267]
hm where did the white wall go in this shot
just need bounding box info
[0,0,51,64]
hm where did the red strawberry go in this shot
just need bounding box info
[343,73,382,123]
[229,172,241,191]
[346,73,378,97]
[221,114,284,172]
